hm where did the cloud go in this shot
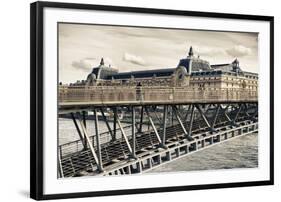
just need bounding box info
[71,58,97,72]
[194,46,226,57]
[84,57,96,60]
[71,57,115,72]
[123,52,146,66]
[226,45,252,57]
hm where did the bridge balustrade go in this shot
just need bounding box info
[59,86,258,105]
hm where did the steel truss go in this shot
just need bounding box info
[58,102,258,178]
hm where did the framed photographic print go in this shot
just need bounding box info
[30,1,274,200]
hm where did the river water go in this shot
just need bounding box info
[59,118,258,172]
[149,132,258,173]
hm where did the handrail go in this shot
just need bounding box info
[59,86,258,105]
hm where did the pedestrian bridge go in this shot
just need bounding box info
[58,88,258,178]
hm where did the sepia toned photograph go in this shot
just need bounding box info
[58,23,259,178]
[30,2,274,199]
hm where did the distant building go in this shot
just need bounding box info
[71,46,258,91]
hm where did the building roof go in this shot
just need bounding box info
[177,58,191,72]
[87,58,118,80]
[106,68,175,80]
[211,63,230,68]
[191,70,223,76]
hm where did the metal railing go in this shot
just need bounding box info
[59,86,258,105]
[59,124,132,157]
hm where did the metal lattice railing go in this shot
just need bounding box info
[59,86,258,106]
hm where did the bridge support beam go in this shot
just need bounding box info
[222,105,231,122]
[93,109,103,172]
[70,113,87,149]
[195,104,215,132]
[250,104,258,121]
[116,111,133,157]
[184,104,192,121]
[113,107,117,140]
[100,108,115,141]
[79,117,103,172]
[234,104,242,121]
[188,105,195,136]
[171,107,174,126]
[162,105,168,147]
[244,103,251,117]
[145,106,162,144]
[58,148,64,178]
[82,111,87,128]
[204,104,212,116]
[232,104,243,126]
[138,106,144,133]
[131,106,137,159]
[211,104,220,129]
[172,105,193,141]
[152,106,162,124]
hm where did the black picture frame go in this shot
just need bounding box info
[30,1,274,200]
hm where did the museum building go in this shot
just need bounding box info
[71,46,258,91]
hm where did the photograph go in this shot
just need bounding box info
[30,2,273,199]
[58,23,259,178]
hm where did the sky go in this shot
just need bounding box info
[58,23,258,84]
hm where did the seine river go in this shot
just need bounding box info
[59,118,258,172]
